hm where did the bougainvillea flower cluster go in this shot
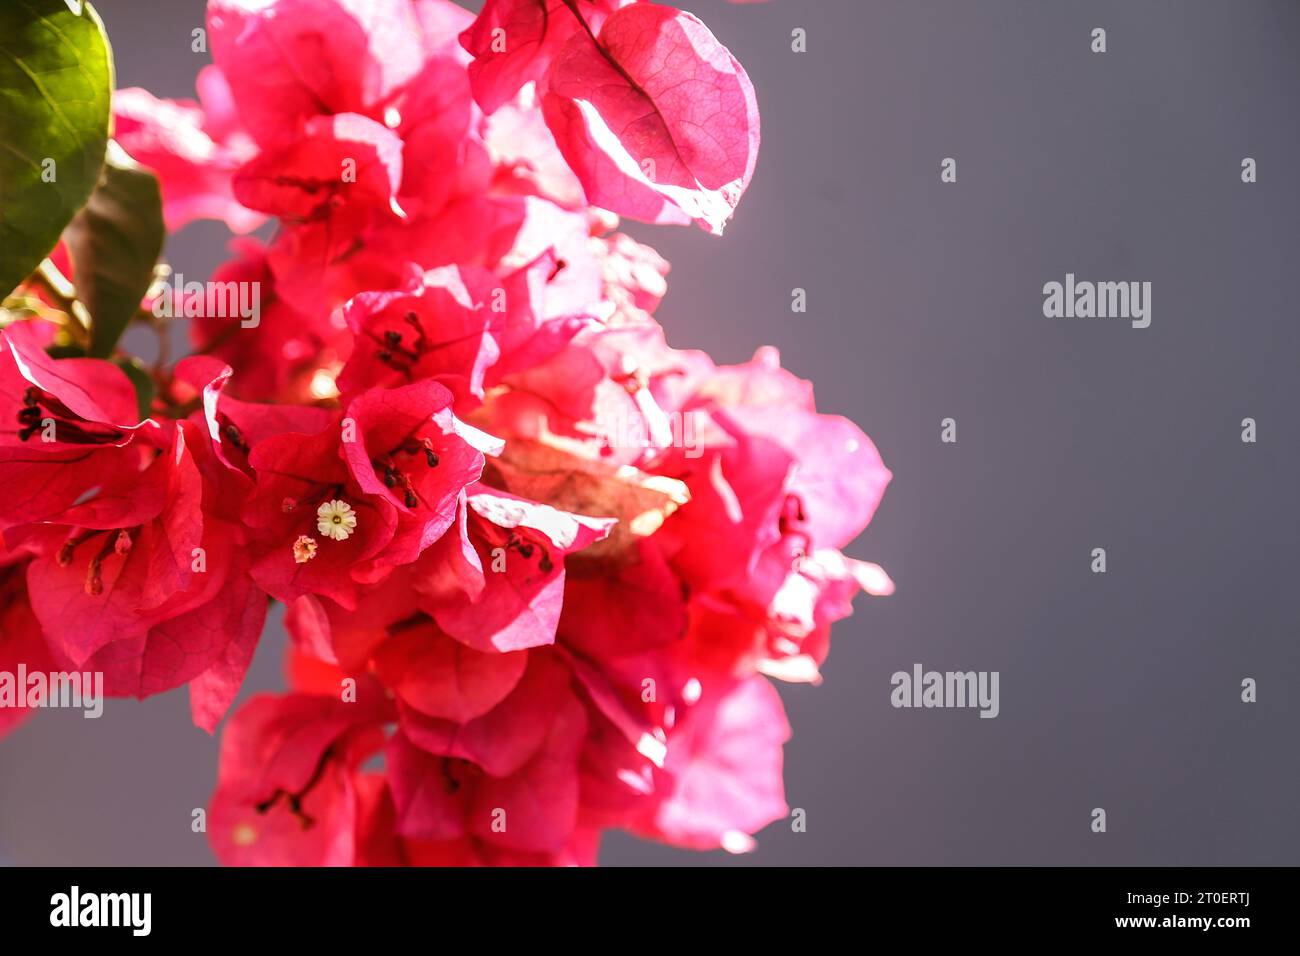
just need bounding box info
[0,0,892,865]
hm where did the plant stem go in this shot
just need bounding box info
[28,259,92,350]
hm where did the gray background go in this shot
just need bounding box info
[1,0,1297,866]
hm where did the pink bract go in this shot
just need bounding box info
[0,0,890,867]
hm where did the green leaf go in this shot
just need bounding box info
[0,0,112,297]
[112,355,155,420]
[65,143,165,358]
[46,342,85,359]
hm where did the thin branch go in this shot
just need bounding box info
[27,259,92,349]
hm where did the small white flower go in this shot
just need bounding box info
[316,499,357,541]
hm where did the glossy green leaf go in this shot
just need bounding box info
[0,0,113,297]
[112,355,155,420]
[65,143,164,358]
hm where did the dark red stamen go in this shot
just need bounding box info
[254,746,334,830]
[15,387,125,445]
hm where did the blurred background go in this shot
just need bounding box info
[2,0,1298,865]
